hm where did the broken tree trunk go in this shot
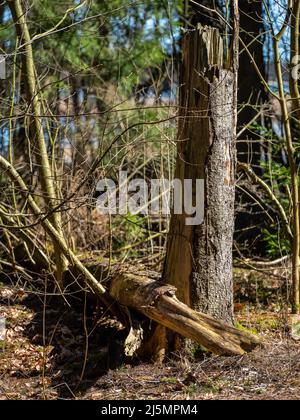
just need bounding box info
[108,264,261,356]
[164,23,237,323]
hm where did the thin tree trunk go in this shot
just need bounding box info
[7,0,68,285]
[0,154,106,296]
[289,0,300,313]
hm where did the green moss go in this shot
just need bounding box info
[254,316,281,331]
[200,380,222,394]
[235,321,258,335]
[161,376,177,384]
[186,383,198,395]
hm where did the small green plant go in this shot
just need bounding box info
[113,213,148,256]
[261,229,290,259]
[186,383,198,395]
[201,380,222,394]
[192,344,210,359]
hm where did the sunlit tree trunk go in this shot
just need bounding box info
[7,0,68,286]
[147,1,239,357]
[165,28,237,326]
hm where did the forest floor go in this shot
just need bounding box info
[0,267,300,400]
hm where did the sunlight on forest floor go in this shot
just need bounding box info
[0,270,299,401]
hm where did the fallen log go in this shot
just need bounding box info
[108,265,261,356]
[9,236,262,356]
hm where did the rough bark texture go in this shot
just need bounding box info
[164,25,235,324]
[192,68,235,322]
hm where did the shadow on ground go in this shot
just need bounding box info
[0,275,131,399]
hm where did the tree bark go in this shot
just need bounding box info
[164,24,236,324]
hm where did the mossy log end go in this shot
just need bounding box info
[108,266,261,356]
